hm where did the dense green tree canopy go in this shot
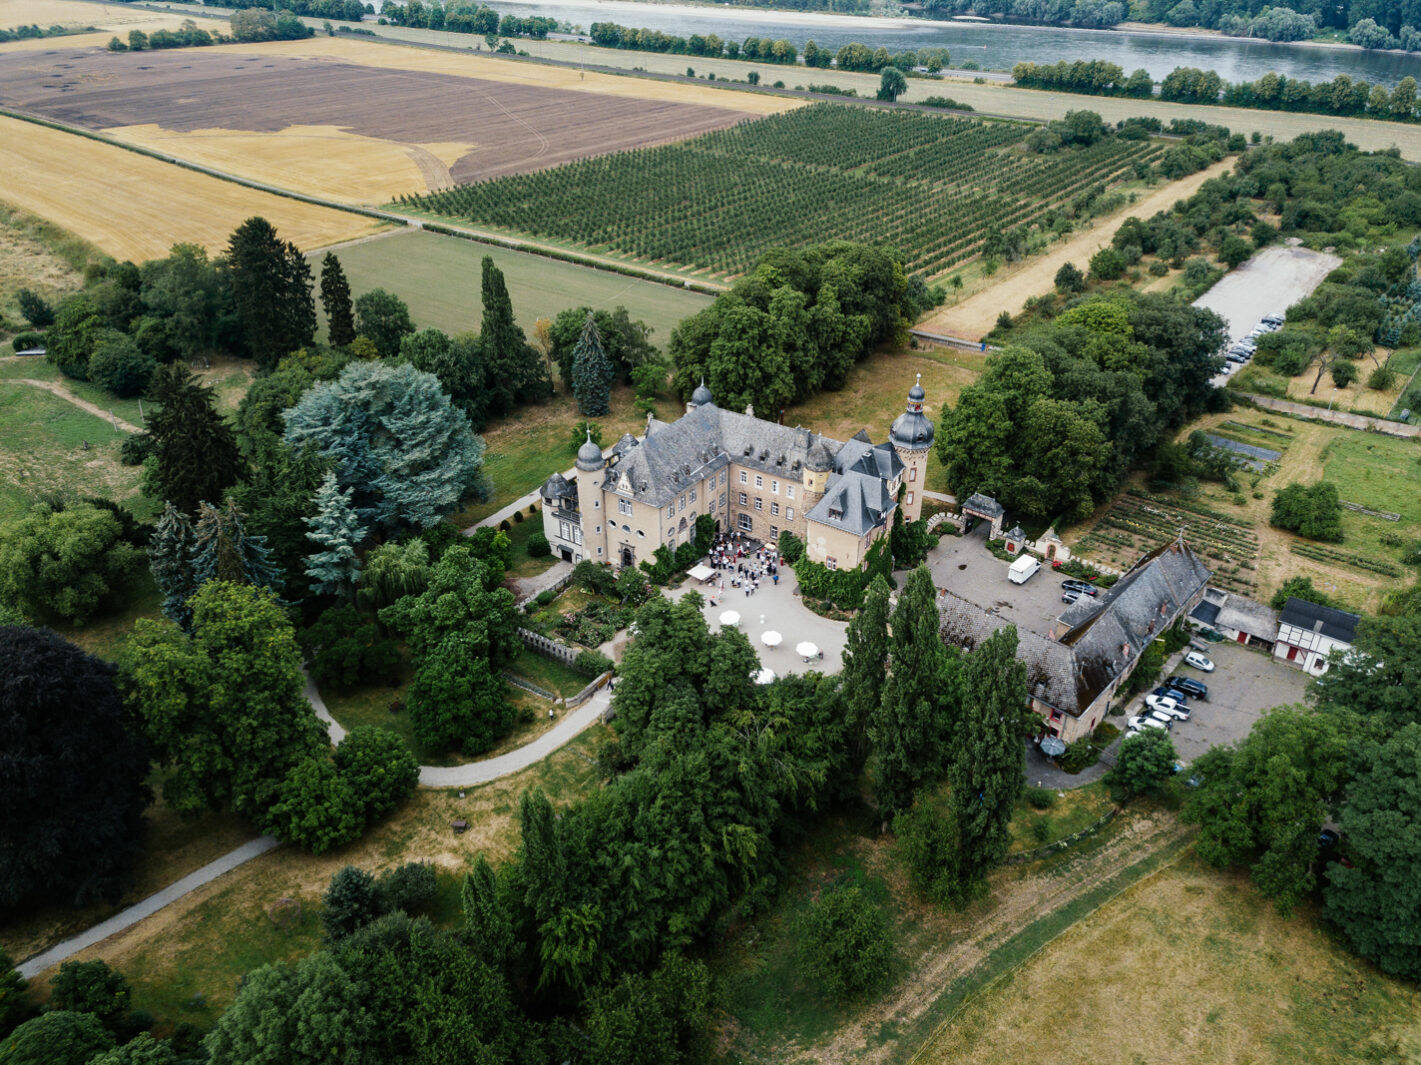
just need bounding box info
[1270,481,1344,542]
[283,360,491,533]
[0,1010,114,1065]
[226,217,316,369]
[0,626,149,909]
[1105,728,1178,801]
[354,288,415,359]
[549,305,657,390]
[120,581,326,820]
[146,363,245,515]
[0,502,142,624]
[1311,614,1421,734]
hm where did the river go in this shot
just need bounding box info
[482,0,1420,87]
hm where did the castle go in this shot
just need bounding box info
[539,377,935,571]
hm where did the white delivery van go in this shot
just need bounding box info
[1007,555,1041,584]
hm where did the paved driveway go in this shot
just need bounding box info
[924,532,1081,638]
[1124,639,1310,765]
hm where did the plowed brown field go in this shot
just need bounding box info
[0,41,772,202]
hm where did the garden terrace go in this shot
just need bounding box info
[403,104,1159,279]
[1075,488,1260,598]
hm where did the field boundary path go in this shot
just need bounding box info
[16,836,280,980]
[0,376,141,433]
[919,158,1236,340]
[1232,391,1421,439]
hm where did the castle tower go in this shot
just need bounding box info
[889,374,934,523]
[574,430,607,563]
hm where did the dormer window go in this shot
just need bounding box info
[829,507,843,520]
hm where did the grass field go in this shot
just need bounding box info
[0,375,136,521]
[0,116,381,262]
[911,854,1421,1065]
[0,200,103,319]
[408,104,1157,279]
[319,229,711,348]
[0,0,199,50]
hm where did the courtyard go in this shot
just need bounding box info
[925,527,1079,639]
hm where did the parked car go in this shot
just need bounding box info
[1062,591,1082,605]
[1146,695,1190,721]
[1184,651,1216,672]
[1061,579,1098,596]
[1166,675,1208,700]
[1152,685,1189,705]
[1128,714,1170,733]
[1263,313,1285,326]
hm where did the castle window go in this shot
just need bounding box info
[574,529,583,546]
[769,525,779,540]
[755,475,763,488]
[667,506,674,519]
[739,471,747,485]
[786,485,795,500]
[559,521,572,541]
[786,508,794,521]
[618,500,633,516]
[719,470,726,486]
[771,480,779,495]
[719,493,726,509]
[754,497,763,511]
[738,492,747,506]
[909,467,917,482]
[737,513,753,532]
[829,507,843,520]
[906,492,914,506]
[771,503,780,517]
[679,496,686,512]
[825,556,838,571]
[690,488,697,503]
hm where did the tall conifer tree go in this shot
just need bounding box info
[480,256,550,414]
[147,363,244,514]
[227,217,316,369]
[304,471,367,598]
[873,564,956,814]
[570,311,614,416]
[948,625,1029,890]
[320,252,357,348]
[841,574,891,772]
[149,502,198,629]
[191,500,284,593]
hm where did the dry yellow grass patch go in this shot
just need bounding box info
[912,856,1421,1065]
[0,116,381,261]
[213,35,802,115]
[106,123,475,202]
[0,0,199,48]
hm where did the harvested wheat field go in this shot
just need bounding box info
[0,0,203,51]
[0,38,782,202]
[0,116,379,260]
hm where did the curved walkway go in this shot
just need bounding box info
[1232,391,1421,439]
[0,376,142,433]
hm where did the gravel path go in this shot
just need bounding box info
[16,836,280,980]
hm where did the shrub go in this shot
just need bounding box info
[48,960,130,1026]
[321,865,381,942]
[512,509,524,523]
[1367,366,1397,391]
[0,502,142,624]
[88,332,156,398]
[298,604,401,690]
[1148,260,1169,276]
[17,289,55,328]
[527,530,551,557]
[375,861,437,914]
[793,882,893,1001]
[1031,818,1052,842]
[1025,785,1057,810]
[0,1011,114,1065]
[1105,729,1177,802]
[574,649,614,677]
[10,330,42,353]
[1271,481,1343,542]
[263,756,365,855]
[1088,246,1126,281]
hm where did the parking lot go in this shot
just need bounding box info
[924,528,1080,638]
[1126,638,1311,764]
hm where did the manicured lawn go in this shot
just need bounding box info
[315,230,712,350]
[499,509,559,581]
[509,650,593,698]
[1319,431,1421,570]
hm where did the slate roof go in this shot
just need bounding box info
[1279,597,1360,644]
[598,403,846,509]
[941,538,1212,719]
[807,470,895,536]
[1190,599,1221,626]
[835,436,903,482]
[962,493,1005,520]
[539,471,576,502]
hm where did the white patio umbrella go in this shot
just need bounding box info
[760,630,783,648]
[796,641,820,659]
[753,667,776,685]
[718,610,741,628]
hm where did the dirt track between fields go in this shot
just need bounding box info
[919,158,1235,341]
[0,373,140,432]
[797,811,1192,1065]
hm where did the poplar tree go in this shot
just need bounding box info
[947,625,1029,890]
[304,471,367,599]
[227,217,316,369]
[840,574,890,772]
[480,256,550,415]
[149,502,198,629]
[320,252,357,348]
[570,311,614,416]
[191,500,284,593]
[873,564,957,814]
[147,363,244,514]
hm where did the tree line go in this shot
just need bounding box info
[379,0,558,38]
[1014,58,1421,125]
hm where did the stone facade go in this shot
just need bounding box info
[540,379,934,572]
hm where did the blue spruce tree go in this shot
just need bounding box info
[191,500,284,594]
[304,471,367,598]
[570,311,614,417]
[149,502,198,629]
